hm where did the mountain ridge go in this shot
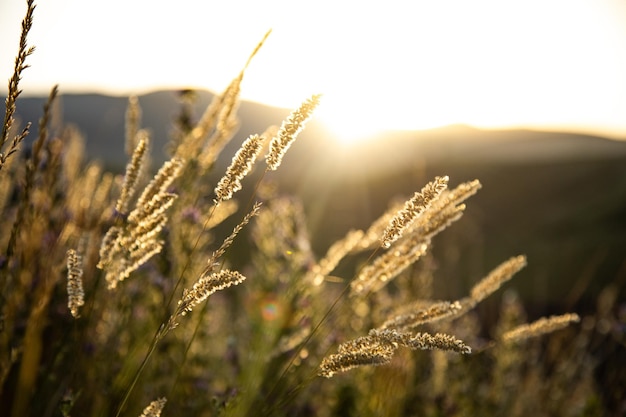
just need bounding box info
[8,89,626,172]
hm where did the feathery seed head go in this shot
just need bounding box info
[214,134,265,203]
[306,229,364,286]
[319,335,395,378]
[502,313,581,343]
[470,255,527,304]
[320,327,471,377]
[135,157,184,210]
[381,175,449,248]
[379,300,464,331]
[66,249,84,318]
[125,95,142,155]
[266,94,321,171]
[178,269,247,315]
[139,397,167,417]
[116,131,149,215]
[371,329,472,354]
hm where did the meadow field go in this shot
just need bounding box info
[1,1,624,416]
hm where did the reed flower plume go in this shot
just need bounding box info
[318,335,396,378]
[351,179,476,297]
[0,0,35,173]
[66,249,84,318]
[305,229,364,286]
[203,202,262,275]
[199,30,271,169]
[381,175,449,248]
[214,134,265,203]
[125,95,142,155]
[132,157,184,218]
[174,77,237,162]
[266,94,321,171]
[470,255,527,305]
[139,398,166,417]
[379,300,464,332]
[198,73,243,169]
[98,157,184,289]
[319,328,470,378]
[358,201,404,250]
[351,240,430,296]
[371,329,472,354]
[502,313,581,343]
[174,32,270,165]
[115,130,149,215]
[410,179,481,235]
[375,255,529,336]
[175,269,246,318]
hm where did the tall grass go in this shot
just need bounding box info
[0,2,617,416]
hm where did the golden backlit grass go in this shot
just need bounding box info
[0,2,613,417]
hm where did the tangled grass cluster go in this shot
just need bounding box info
[1,1,617,416]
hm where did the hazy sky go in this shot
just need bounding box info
[1,0,626,142]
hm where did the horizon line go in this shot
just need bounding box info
[8,85,626,142]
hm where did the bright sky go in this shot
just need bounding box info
[1,0,626,143]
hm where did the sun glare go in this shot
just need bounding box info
[1,0,625,140]
[316,102,388,146]
[240,1,626,144]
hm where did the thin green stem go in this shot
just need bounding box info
[260,245,383,416]
[114,327,164,417]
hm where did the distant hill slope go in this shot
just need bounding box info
[10,89,626,170]
[12,90,294,170]
[6,90,626,308]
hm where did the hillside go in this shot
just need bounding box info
[8,90,626,310]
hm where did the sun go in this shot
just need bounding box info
[313,89,459,147]
[237,1,626,144]
[316,102,389,146]
[2,0,624,139]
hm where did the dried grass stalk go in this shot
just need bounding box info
[502,313,581,343]
[203,201,262,275]
[358,201,404,250]
[214,134,265,203]
[351,239,429,296]
[418,203,466,238]
[266,94,321,171]
[176,269,247,316]
[379,300,464,332]
[319,334,396,378]
[205,200,239,229]
[381,176,449,248]
[116,131,149,215]
[199,30,271,169]
[66,249,84,318]
[470,255,527,304]
[139,397,166,417]
[199,74,242,169]
[305,229,364,286]
[319,328,470,378]
[371,329,472,354]
[133,157,184,217]
[0,0,35,172]
[99,157,184,288]
[125,95,142,156]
